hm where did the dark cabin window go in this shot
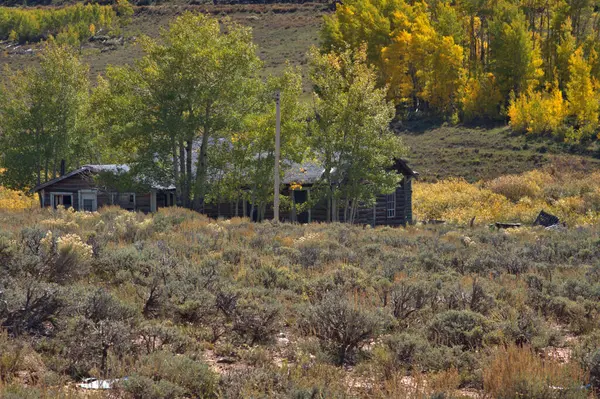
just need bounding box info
[129,194,134,203]
[83,199,94,212]
[386,192,396,218]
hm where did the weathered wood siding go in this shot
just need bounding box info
[39,172,164,213]
[203,201,246,219]
[275,177,412,226]
[41,173,95,210]
[403,178,413,224]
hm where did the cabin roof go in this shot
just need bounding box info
[394,158,419,178]
[282,161,326,185]
[32,164,174,192]
[33,158,417,193]
[283,158,417,186]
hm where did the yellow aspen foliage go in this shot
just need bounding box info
[322,0,401,66]
[382,30,415,105]
[414,167,600,225]
[566,47,599,142]
[382,4,435,107]
[555,18,576,89]
[382,2,464,117]
[420,35,465,117]
[0,187,38,210]
[508,83,567,136]
[461,73,503,122]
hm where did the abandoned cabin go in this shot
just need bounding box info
[32,159,417,226]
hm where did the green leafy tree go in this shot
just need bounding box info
[308,47,405,223]
[555,18,577,91]
[206,66,306,221]
[489,9,543,100]
[0,42,91,191]
[94,12,261,209]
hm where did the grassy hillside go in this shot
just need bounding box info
[399,124,600,182]
[0,3,325,92]
[1,207,600,398]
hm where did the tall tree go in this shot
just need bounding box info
[555,18,577,90]
[322,0,402,68]
[0,42,91,190]
[206,66,307,221]
[94,12,261,209]
[489,9,543,99]
[566,47,599,141]
[309,47,405,223]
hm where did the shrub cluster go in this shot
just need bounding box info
[0,1,132,44]
[0,206,598,397]
[415,164,600,225]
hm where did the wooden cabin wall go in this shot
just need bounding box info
[136,193,152,213]
[97,192,113,208]
[282,178,412,226]
[39,173,159,213]
[403,178,413,224]
[203,201,246,219]
[314,178,410,226]
[41,173,94,210]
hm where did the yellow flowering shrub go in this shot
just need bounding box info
[414,167,600,225]
[40,218,79,232]
[486,170,552,202]
[56,233,93,262]
[0,187,38,210]
[414,178,510,223]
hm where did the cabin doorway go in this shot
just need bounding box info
[50,193,73,209]
[292,190,309,224]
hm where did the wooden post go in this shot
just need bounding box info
[273,91,281,222]
[307,189,312,223]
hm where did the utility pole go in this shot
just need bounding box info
[273,90,281,222]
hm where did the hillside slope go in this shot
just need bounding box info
[399,125,600,182]
[0,3,326,91]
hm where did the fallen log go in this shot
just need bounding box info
[494,222,522,229]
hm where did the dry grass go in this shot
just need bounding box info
[0,3,325,95]
[483,345,587,399]
[414,161,600,225]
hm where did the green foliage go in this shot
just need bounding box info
[591,350,600,393]
[231,293,282,345]
[2,186,600,395]
[124,351,218,399]
[489,10,543,99]
[428,310,487,349]
[0,3,121,44]
[308,47,405,222]
[300,293,385,365]
[94,12,263,209]
[208,65,307,220]
[0,43,91,190]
